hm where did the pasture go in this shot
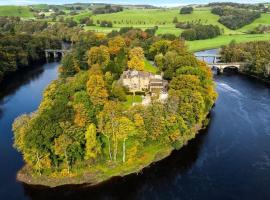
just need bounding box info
[187,33,270,52]
[0,6,33,18]
[77,7,245,35]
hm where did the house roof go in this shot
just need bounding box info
[122,70,153,79]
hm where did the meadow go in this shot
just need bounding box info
[80,7,270,51]
[187,33,270,52]
[77,7,245,35]
[0,6,33,18]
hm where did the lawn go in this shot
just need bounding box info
[123,95,142,108]
[187,33,270,52]
[144,60,158,74]
[0,6,33,18]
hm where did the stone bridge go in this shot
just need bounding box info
[195,54,244,73]
[209,63,242,73]
[45,49,71,60]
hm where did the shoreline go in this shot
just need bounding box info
[238,70,270,86]
[17,117,210,188]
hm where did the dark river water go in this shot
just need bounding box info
[1,50,270,200]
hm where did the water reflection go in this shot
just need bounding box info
[0,65,44,99]
[0,65,45,121]
[22,122,210,200]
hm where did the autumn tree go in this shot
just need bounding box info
[73,104,89,127]
[149,40,171,59]
[128,56,145,71]
[97,101,122,160]
[116,116,136,163]
[133,113,147,141]
[86,69,109,106]
[87,45,110,68]
[54,134,73,174]
[129,47,145,60]
[108,36,126,56]
[85,123,100,160]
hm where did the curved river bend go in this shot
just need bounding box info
[0,50,270,199]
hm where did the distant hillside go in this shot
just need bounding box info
[0,6,33,18]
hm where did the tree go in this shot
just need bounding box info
[180,7,193,14]
[85,123,100,160]
[111,82,127,101]
[128,56,145,71]
[116,116,136,163]
[73,103,89,127]
[97,101,122,161]
[54,134,73,174]
[173,16,178,23]
[169,74,201,91]
[154,53,164,71]
[149,40,171,59]
[86,71,109,106]
[59,53,79,77]
[133,113,147,141]
[87,45,110,67]
[129,47,145,60]
[108,36,125,56]
[13,114,31,152]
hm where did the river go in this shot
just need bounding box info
[0,50,270,199]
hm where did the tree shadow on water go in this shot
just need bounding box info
[0,64,45,120]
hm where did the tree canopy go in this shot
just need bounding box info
[13,28,217,184]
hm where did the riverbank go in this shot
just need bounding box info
[237,70,270,85]
[17,120,208,188]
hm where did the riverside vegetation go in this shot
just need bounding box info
[12,29,217,187]
[0,16,86,83]
[221,40,270,80]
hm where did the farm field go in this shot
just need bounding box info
[78,8,244,35]
[187,33,270,52]
[0,6,33,18]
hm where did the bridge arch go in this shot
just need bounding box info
[45,49,70,61]
[222,65,240,71]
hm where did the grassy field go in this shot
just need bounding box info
[78,7,245,35]
[0,6,33,18]
[187,33,270,52]
[238,13,270,33]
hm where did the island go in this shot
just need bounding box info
[12,29,217,187]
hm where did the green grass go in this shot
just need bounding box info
[187,33,270,52]
[123,95,142,108]
[79,7,244,35]
[84,26,120,33]
[238,13,270,33]
[73,11,92,22]
[0,6,33,18]
[144,60,158,74]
